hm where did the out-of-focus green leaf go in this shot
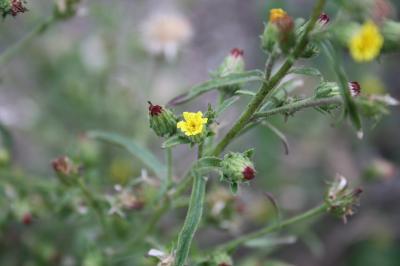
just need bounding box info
[244,235,297,248]
[289,67,323,81]
[320,40,362,137]
[88,131,166,178]
[168,70,264,106]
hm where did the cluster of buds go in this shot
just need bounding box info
[0,0,28,18]
[148,102,178,137]
[51,156,79,185]
[54,0,81,19]
[220,150,256,193]
[325,174,363,224]
[262,8,295,54]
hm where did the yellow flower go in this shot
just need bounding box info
[269,8,287,23]
[177,111,208,136]
[349,21,384,62]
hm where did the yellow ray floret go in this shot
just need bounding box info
[349,21,384,62]
[177,111,208,136]
[269,8,287,23]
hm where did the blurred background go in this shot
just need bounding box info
[0,0,399,265]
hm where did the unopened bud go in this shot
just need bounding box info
[262,8,295,54]
[217,48,245,77]
[148,101,178,137]
[0,0,28,18]
[220,150,256,193]
[349,81,361,97]
[51,156,79,185]
[317,13,330,27]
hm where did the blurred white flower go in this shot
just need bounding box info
[0,98,39,129]
[80,35,108,73]
[370,94,399,106]
[140,12,193,61]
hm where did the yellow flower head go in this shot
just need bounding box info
[349,21,384,62]
[269,8,287,23]
[177,111,208,136]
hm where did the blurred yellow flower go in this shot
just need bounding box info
[269,8,287,23]
[177,112,208,136]
[349,21,384,62]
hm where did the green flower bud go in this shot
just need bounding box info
[217,48,245,77]
[261,23,279,53]
[212,253,233,266]
[325,174,363,224]
[220,150,256,193]
[0,0,28,18]
[51,156,79,185]
[148,102,178,137]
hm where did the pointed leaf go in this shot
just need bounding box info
[216,96,240,115]
[289,67,323,81]
[88,131,166,179]
[168,70,264,106]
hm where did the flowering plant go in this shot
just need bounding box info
[0,0,399,265]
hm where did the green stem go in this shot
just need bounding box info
[217,203,327,252]
[166,148,173,189]
[0,16,56,67]
[174,173,207,266]
[211,0,326,156]
[77,179,107,231]
[252,96,342,120]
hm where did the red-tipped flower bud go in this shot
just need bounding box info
[148,101,178,137]
[217,48,245,77]
[349,81,361,97]
[318,13,330,26]
[220,150,256,193]
[51,156,79,185]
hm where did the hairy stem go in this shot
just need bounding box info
[217,203,327,252]
[211,0,326,156]
[252,96,342,120]
[77,178,107,231]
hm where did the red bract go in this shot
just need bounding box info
[242,166,255,180]
[148,101,163,116]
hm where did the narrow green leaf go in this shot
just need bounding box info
[168,70,264,106]
[289,67,323,80]
[88,131,166,179]
[244,235,297,248]
[216,96,240,115]
[161,135,190,149]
